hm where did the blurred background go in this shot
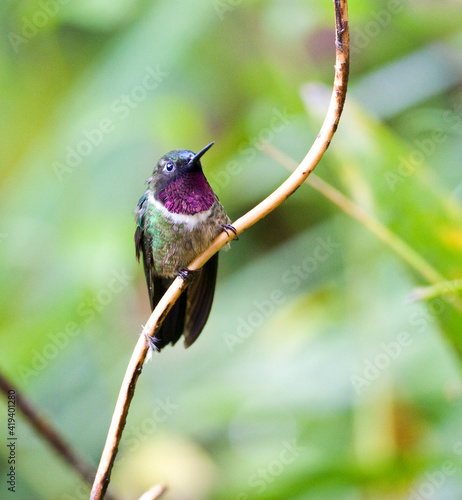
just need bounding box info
[1,0,462,499]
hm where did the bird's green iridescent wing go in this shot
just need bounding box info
[135,192,187,350]
[135,193,155,307]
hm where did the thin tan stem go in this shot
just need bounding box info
[137,484,167,500]
[408,279,462,303]
[90,2,349,498]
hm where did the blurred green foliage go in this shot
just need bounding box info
[1,0,462,499]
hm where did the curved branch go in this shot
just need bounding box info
[90,2,349,499]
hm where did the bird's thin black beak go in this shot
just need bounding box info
[189,142,214,168]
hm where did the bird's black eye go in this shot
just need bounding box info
[165,162,174,172]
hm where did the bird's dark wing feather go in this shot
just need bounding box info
[135,193,149,263]
[152,276,187,349]
[183,253,219,348]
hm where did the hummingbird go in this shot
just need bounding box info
[135,142,234,351]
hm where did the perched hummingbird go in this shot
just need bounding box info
[135,142,233,351]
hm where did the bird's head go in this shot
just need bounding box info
[148,142,216,215]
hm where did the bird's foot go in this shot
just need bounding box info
[223,224,239,240]
[177,267,198,283]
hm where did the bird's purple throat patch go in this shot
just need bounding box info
[158,171,215,215]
